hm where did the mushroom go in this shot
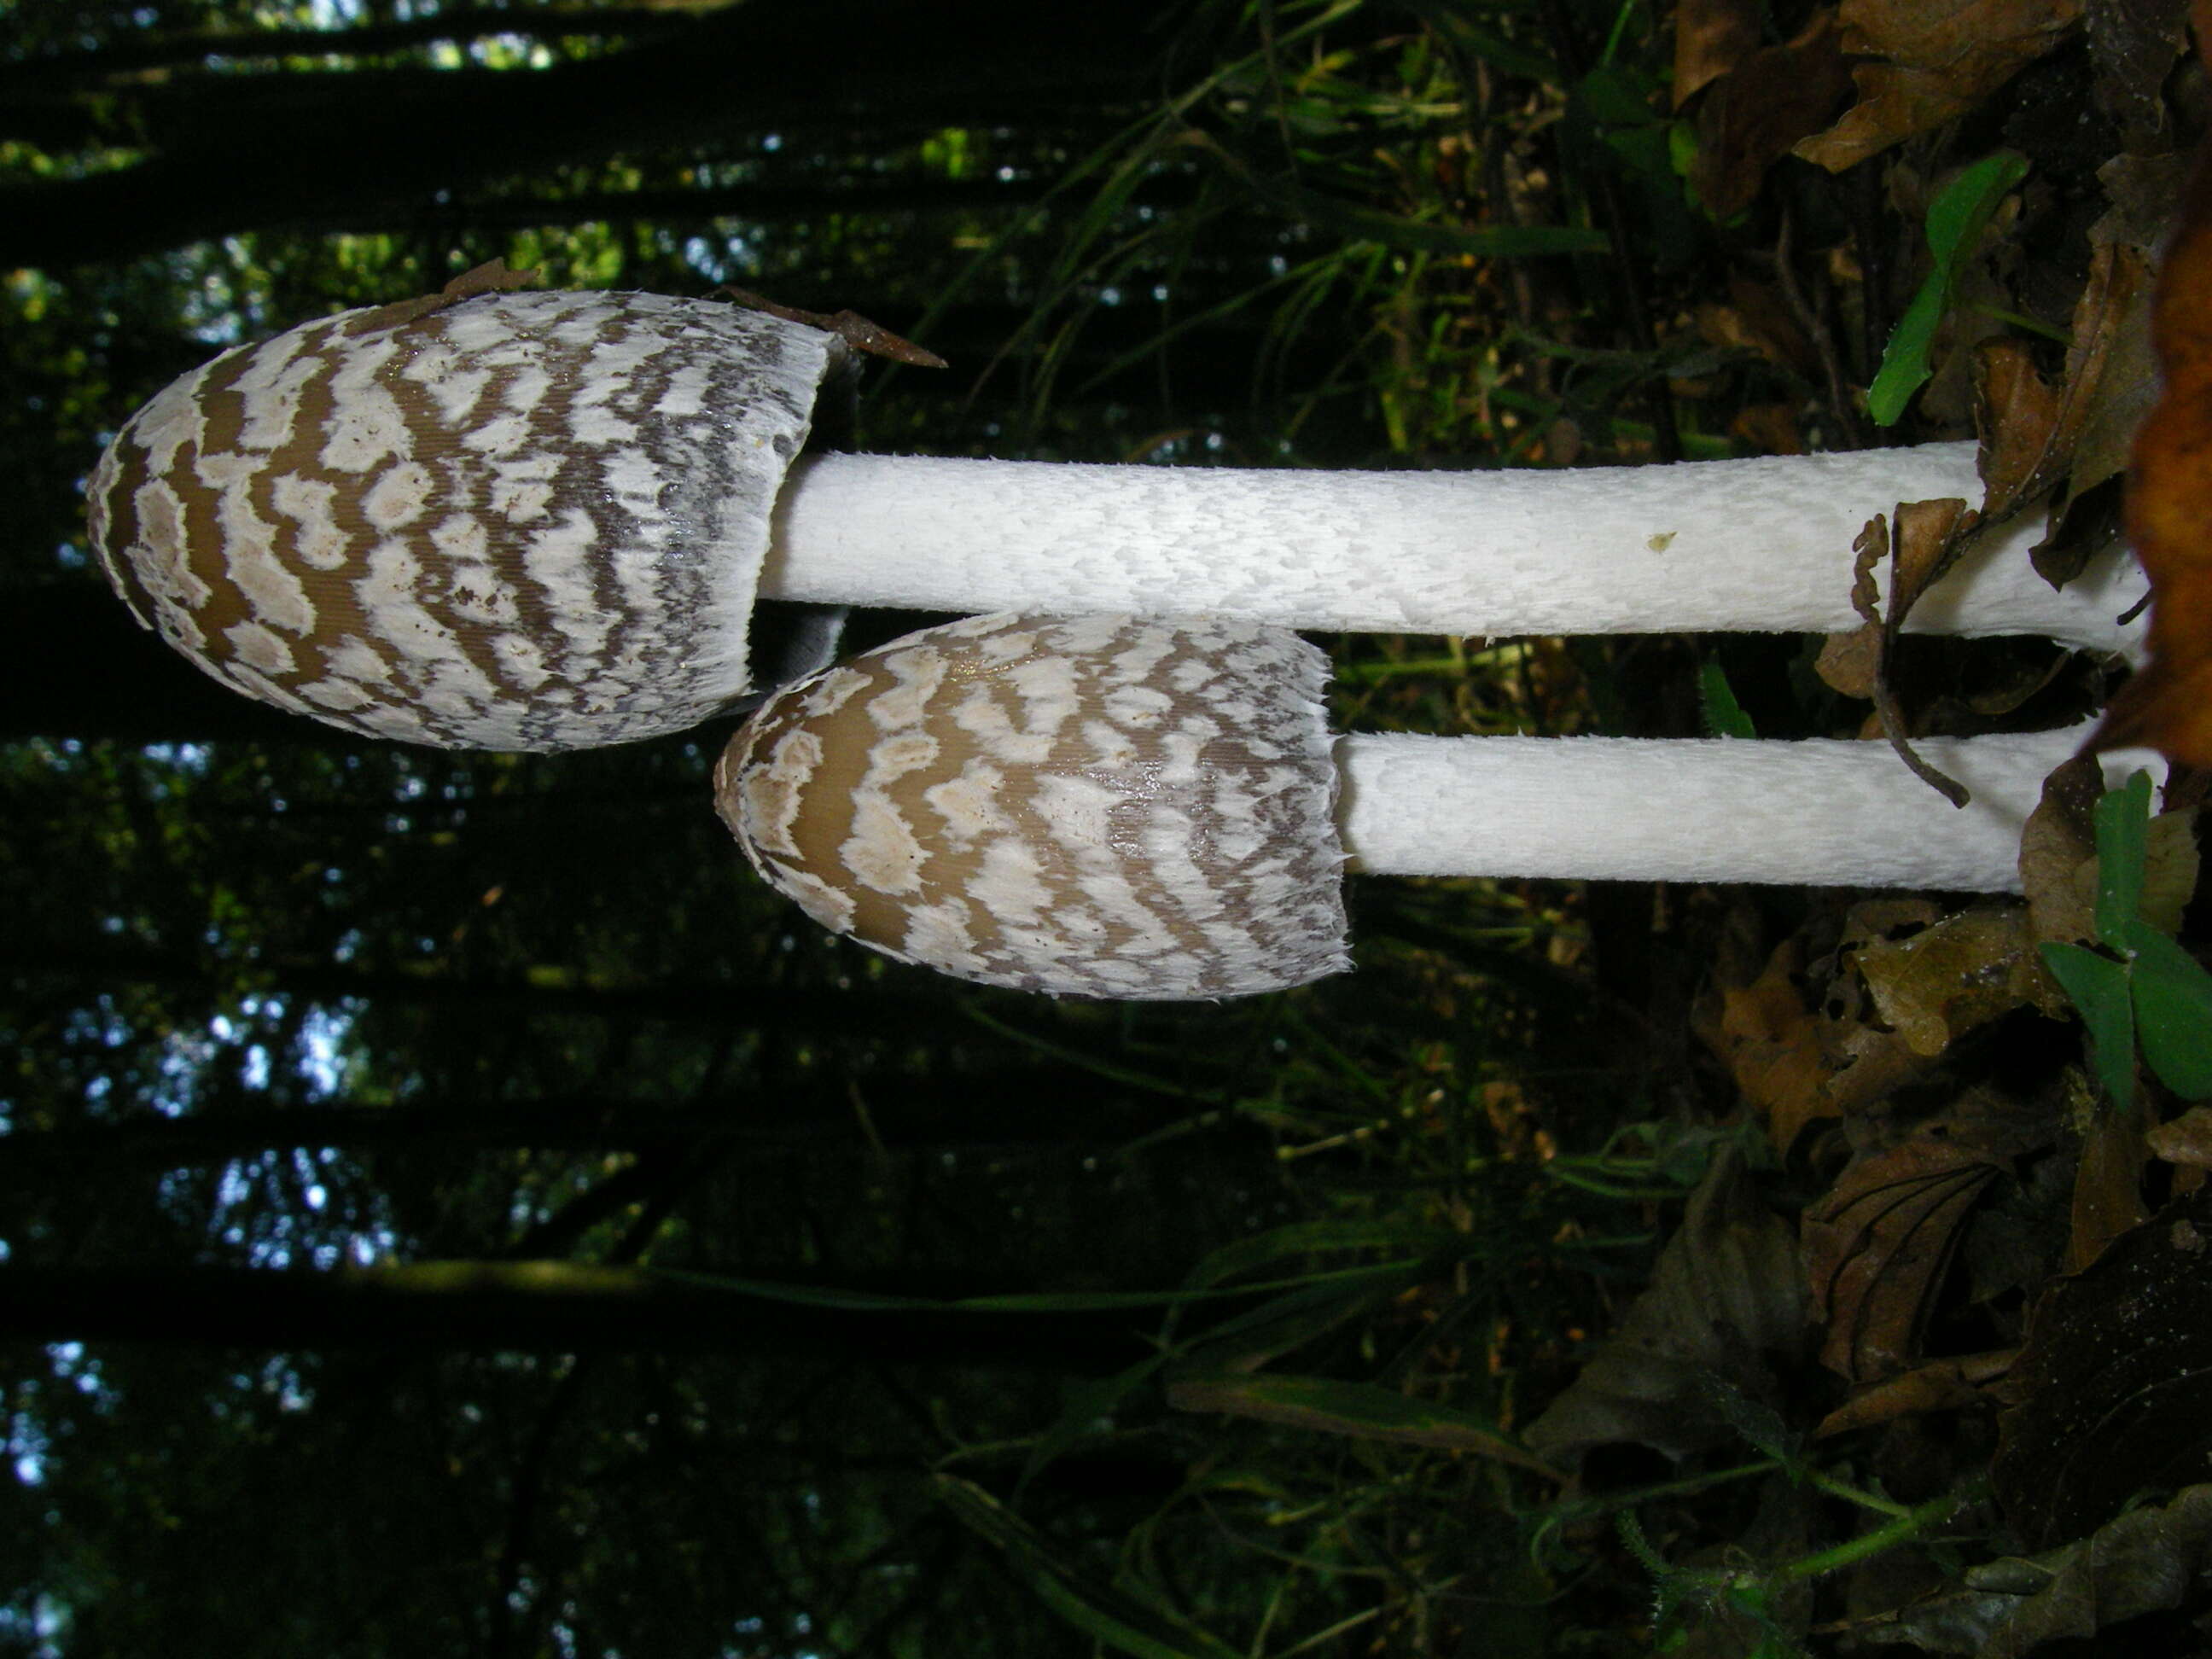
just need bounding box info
[88,279,853,750]
[714,611,2156,1000]
[90,280,2145,753]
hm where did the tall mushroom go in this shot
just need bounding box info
[714,612,2157,1000]
[89,278,2145,751]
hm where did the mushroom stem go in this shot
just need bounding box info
[764,444,2145,652]
[1336,725,2130,893]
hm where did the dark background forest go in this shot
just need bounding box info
[4,1,2203,1656]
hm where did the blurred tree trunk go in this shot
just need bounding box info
[3,937,963,1036]
[0,1260,1156,1371]
[0,583,344,746]
[7,0,1170,268]
[0,1076,1161,1173]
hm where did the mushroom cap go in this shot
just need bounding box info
[89,286,845,749]
[715,612,1352,999]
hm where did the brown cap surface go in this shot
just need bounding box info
[717,613,1351,999]
[90,287,843,749]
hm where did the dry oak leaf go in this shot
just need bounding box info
[1796,0,2084,173]
[1804,1107,2047,1383]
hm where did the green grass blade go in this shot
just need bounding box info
[1181,1216,1453,1287]
[1868,152,2029,425]
[1165,1371,1564,1479]
[935,1476,1244,1659]
[2093,771,2155,945]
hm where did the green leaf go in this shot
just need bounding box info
[935,1476,1244,1659]
[2121,922,2212,1099]
[1697,657,1756,739]
[1867,152,2029,425]
[2041,942,2137,1107]
[1168,1275,1422,1375]
[2094,771,2155,946]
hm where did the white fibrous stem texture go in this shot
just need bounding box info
[764,445,2145,653]
[1336,726,2157,893]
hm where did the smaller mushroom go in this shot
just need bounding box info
[715,612,2157,999]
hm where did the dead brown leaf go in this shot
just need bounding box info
[2086,0,2193,143]
[1815,625,1882,698]
[2018,753,2106,945]
[1971,239,2153,589]
[1994,1186,2212,1546]
[1820,900,1965,1118]
[2092,101,2212,765]
[1814,1348,2015,1437]
[1796,0,2085,172]
[2068,1094,2150,1271]
[1696,276,1820,374]
[1848,504,1977,806]
[1523,1147,1810,1464]
[2020,757,2201,953]
[1673,0,1765,108]
[342,258,538,336]
[1728,402,1807,454]
[1704,936,1840,1157]
[1973,340,2064,517]
[2096,148,2193,253]
[2063,243,2160,503]
[1691,11,1856,219]
[1851,905,2062,1056]
[1848,1483,2212,1654]
[1805,1106,2045,1382]
[2148,1103,2212,1168]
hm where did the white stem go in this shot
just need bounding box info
[1334,725,2162,892]
[762,444,2145,653]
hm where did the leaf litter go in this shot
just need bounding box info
[1518,15,2212,1639]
